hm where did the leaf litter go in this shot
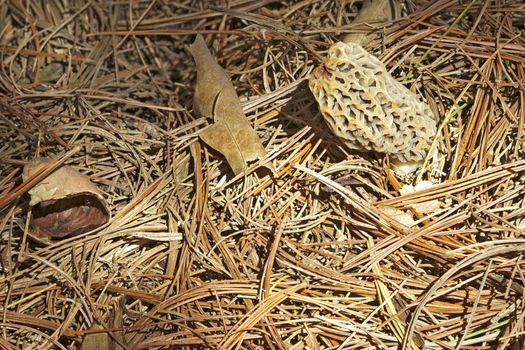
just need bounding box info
[189,34,273,176]
[1,1,525,349]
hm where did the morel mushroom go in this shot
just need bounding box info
[309,42,437,162]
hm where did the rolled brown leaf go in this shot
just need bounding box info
[188,34,273,175]
[23,158,110,239]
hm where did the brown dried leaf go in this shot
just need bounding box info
[81,326,111,350]
[378,204,416,227]
[188,34,271,175]
[40,62,64,83]
[399,181,443,214]
[81,300,125,350]
[23,158,110,239]
[343,0,400,46]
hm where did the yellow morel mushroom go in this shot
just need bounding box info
[309,42,437,162]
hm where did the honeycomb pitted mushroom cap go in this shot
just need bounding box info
[309,42,437,162]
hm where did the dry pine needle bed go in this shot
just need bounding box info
[1,0,525,349]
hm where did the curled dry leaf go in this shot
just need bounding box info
[23,158,110,239]
[343,0,400,46]
[188,34,272,175]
